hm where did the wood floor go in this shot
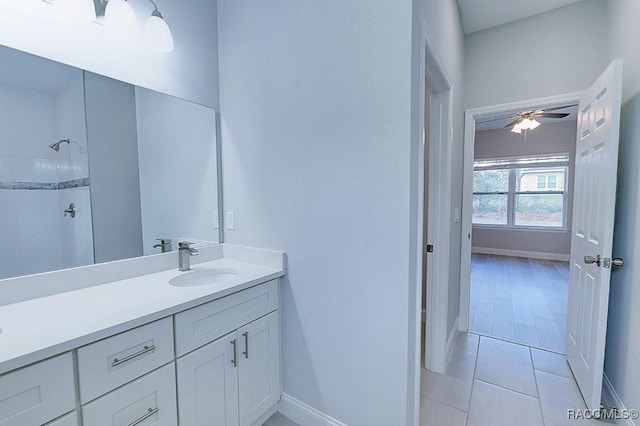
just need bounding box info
[469,254,569,353]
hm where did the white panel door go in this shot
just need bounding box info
[176,331,240,426]
[238,312,281,426]
[566,59,623,411]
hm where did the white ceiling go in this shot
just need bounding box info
[457,0,585,34]
[475,104,578,132]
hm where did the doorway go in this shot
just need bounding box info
[464,103,579,353]
[411,18,455,426]
[459,93,584,340]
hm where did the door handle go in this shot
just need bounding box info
[231,339,237,367]
[584,255,601,266]
[242,332,249,359]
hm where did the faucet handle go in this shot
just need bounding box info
[178,241,194,249]
[157,238,172,243]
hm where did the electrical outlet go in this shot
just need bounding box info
[226,211,235,230]
[213,211,219,229]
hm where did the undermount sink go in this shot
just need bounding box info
[170,268,239,287]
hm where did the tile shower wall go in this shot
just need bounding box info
[0,77,94,279]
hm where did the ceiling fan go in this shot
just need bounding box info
[504,104,577,134]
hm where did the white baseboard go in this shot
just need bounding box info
[472,246,570,262]
[602,374,636,426]
[445,316,459,365]
[278,393,347,426]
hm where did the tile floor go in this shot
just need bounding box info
[421,332,607,425]
[263,412,299,426]
[469,254,569,353]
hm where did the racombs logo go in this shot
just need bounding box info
[567,408,640,420]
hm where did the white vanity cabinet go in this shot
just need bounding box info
[0,353,76,426]
[175,281,280,426]
[0,276,282,426]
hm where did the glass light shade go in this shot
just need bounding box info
[511,122,523,134]
[145,12,174,52]
[528,118,541,130]
[104,0,138,37]
[512,118,541,133]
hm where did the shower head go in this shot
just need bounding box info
[49,139,70,152]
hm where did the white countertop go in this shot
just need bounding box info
[0,248,285,375]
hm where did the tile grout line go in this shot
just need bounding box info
[473,378,540,400]
[468,329,565,355]
[530,346,548,426]
[466,335,482,426]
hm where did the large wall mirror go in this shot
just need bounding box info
[0,44,221,280]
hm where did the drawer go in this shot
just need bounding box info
[44,412,78,426]
[175,280,279,356]
[82,363,177,426]
[77,317,174,403]
[0,353,75,426]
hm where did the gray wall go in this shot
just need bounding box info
[464,0,608,109]
[604,0,640,414]
[472,121,576,256]
[217,0,440,423]
[84,72,143,263]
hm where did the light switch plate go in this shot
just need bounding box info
[226,212,235,230]
[213,211,219,229]
[454,207,461,223]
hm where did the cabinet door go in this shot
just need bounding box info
[176,331,239,426]
[238,312,281,426]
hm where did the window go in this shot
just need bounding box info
[536,175,558,189]
[473,155,569,229]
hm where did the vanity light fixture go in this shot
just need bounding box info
[94,0,174,52]
[104,0,138,36]
[144,0,174,52]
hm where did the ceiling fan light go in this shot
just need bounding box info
[145,10,174,52]
[511,122,523,134]
[529,118,541,130]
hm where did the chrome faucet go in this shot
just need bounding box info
[153,238,172,253]
[178,241,199,271]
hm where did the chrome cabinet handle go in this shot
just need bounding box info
[584,255,601,266]
[242,331,249,359]
[112,345,156,367]
[129,407,159,426]
[231,339,237,367]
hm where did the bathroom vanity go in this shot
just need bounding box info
[0,244,285,426]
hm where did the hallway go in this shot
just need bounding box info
[420,333,600,425]
[469,254,569,353]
